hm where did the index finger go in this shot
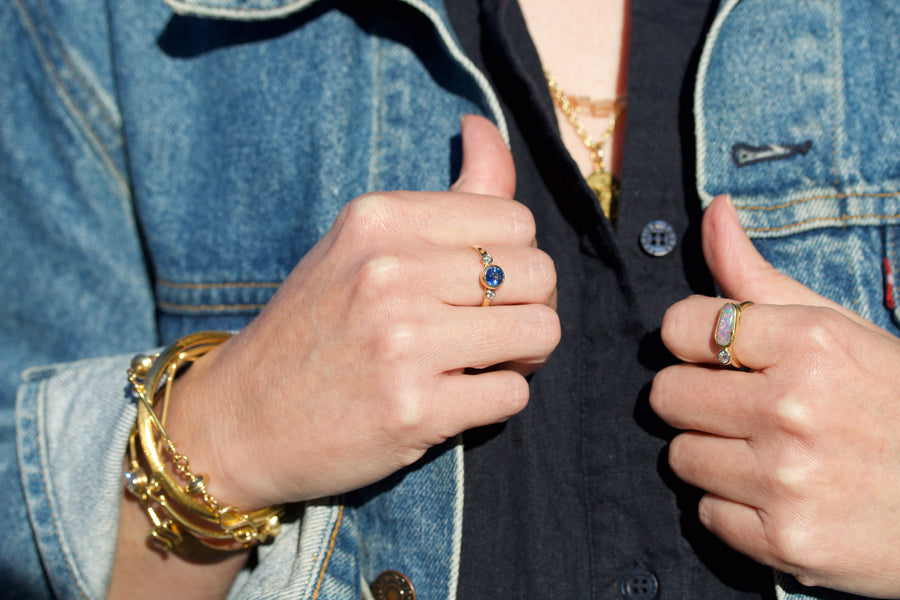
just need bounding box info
[660,296,803,371]
[340,191,537,247]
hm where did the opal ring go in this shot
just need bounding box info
[473,246,505,307]
[713,301,754,368]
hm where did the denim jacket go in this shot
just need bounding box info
[1,0,897,598]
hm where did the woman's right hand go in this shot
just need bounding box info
[166,115,560,511]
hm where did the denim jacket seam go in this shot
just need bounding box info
[311,499,344,600]
[826,0,842,188]
[28,0,118,132]
[738,190,900,212]
[157,301,268,313]
[745,212,900,234]
[157,279,281,290]
[371,34,383,192]
[11,0,129,196]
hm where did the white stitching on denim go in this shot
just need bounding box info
[310,499,343,600]
[828,0,843,188]
[157,279,280,290]
[739,191,900,212]
[11,0,128,196]
[157,301,268,312]
[745,212,900,233]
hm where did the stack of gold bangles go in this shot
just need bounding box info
[123,331,282,555]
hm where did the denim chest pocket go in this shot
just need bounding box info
[695,0,900,335]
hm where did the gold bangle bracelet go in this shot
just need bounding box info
[125,331,282,552]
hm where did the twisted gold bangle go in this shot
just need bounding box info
[124,331,282,553]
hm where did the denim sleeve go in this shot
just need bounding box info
[15,357,137,599]
[1,1,157,596]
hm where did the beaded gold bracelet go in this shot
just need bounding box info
[123,331,282,554]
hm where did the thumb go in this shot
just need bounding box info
[703,195,852,312]
[704,193,885,334]
[450,114,516,198]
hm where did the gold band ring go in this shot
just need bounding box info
[473,246,505,307]
[713,301,754,368]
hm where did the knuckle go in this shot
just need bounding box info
[490,373,531,420]
[506,374,531,413]
[506,202,537,239]
[767,518,821,574]
[356,254,403,296]
[385,386,426,430]
[533,304,562,349]
[768,392,816,437]
[771,462,813,497]
[794,308,844,360]
[376,320,419,365]
[530,250,558,300]
[659,299,692,348]
[648,368,675,414]
[339,192,402,237]
[666,434,690,472]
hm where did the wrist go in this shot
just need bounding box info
[124,332,282,556]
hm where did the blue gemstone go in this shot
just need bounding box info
[483,265,504,289]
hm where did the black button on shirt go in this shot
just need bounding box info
[639,220,678,257]
[621,569,659,599]
[447,0,773,598]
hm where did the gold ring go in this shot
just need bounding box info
[713,301,754,368]
[473,246,505,307]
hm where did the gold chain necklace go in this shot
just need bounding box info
[545,72,626,223]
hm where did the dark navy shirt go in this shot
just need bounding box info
[448,1,774,597]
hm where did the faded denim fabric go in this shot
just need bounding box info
[2,0,500,598]
[697,1,900,599]
[698,0,900,336]
[3,0,897,599]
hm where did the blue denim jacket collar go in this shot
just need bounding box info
[158,0,509,146]
[162,0,446,21]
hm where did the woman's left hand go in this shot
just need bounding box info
[651,195,900,598]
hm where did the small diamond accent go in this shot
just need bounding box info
[485,290,496,300]
[717,349,731,365]
[482,254,493,265]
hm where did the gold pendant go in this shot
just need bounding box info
[586,169,620,223]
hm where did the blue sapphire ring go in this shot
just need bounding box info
[473,246,505,306]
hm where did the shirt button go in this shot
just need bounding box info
[639,220,677,257]
[370,570,416,600]
[620,569,659,599]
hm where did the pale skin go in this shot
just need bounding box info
[528,1,900,594]
[107,115,560,599]
[533,0,900,594]
[109,1,900,598]
[518,0,629,177]
[108,2,618,595]
[651,195,900,598]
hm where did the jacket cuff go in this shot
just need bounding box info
[17,354,138,600]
